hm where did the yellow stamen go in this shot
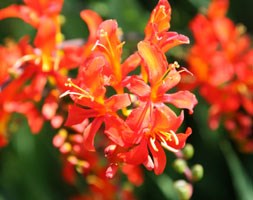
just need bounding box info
[169,130,179,145]
[60,78,94,101]
[154,130,180,152]
[13,54,39,69]
[161,141,179,152]
[150,137,159,151]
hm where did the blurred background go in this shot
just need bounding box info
[0,0,253,199]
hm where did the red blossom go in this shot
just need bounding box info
[184,0,253,152]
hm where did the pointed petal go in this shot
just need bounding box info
[122,52,142,77]
[65,104,99,126]
[124,75,151,98]
[143,155,155,171]
[83,117,103,151]
[105,93,131,112]
[167,127,192,149]
[148,139,166,175]
[78,56,106,99]
[118,139,148,165]
[0,5,39,27]
[138,41,167,85]
[153,106,184,132]
[80,10,103,40]
[162,91,198,114]
[126,102,151,133]
[157,68,181,95]
[34,17,57,52]
[207,0,229,18]
[24,0,63,15]
[159,32,190,52]
[104,115,135,146]
[144,0,171,39]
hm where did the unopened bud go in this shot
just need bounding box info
[191,164,204,182]
[182,144,194,160]
[174,180,193,200]
[105,163,118,179]
[173,159,187,174]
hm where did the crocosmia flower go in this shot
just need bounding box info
[185,0,253,152]
[61,0,197,177]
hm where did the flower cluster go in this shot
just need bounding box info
[60,0,197,178]
[0,0,70,143]
[185,0,253,152]
[0,0,198,199]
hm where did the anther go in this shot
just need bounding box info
[150,137,159,152]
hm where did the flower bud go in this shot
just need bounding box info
[182,144,194,160]
[191,164,204,182]
[174,180,193,200]
[106,163,118,179]
[173,159,188,174]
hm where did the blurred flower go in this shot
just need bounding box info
[184,0,253,152]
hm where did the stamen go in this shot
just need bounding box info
[100,29,116,58]
[95,42,111,56]
[13,54,39,69]
[173,61,180,68]
[91,40,99,51]
[169,130,179,145]
[161,141,179,153]
[60,78,94,101]
[159,131,172,141]
[150,137,159,152]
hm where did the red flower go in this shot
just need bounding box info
[125,41,197,113]
[62,56,131,151]
[59,0,197,177]
[105,105,192,175]
[144,0,189,52]
[185,0,253,152]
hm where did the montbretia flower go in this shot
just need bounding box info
[103,40,197,175]
[0,0,91,134]
[61,56,131,151]
[59,0,197,178]
[125,41,197,113]
[144,0,189,52]
[104,104,192,175]
[185,0,253,152]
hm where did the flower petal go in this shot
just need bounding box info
[105,93,131,112]
[83,117,103,151]
[80,10,103,40]
[138,41,167,85]
[148,139,166,175]
[104,115,134,147]
[124,75,151,98]
[144,0,171,40]
[0,5,39,27]
[65,104,99,126]
[159,32,190,52]
[162,91,198,114]
[118,139,148,165]
[153,105,184,132]
[167,127,192,149]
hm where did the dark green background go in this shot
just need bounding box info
[0,0,253,199]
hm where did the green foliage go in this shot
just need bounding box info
[1,0,253,200]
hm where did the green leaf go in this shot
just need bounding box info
[153,174,179,200]
[220,140,253,200]
[187,0,210,9]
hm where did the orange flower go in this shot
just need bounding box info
[185,0,253,152]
